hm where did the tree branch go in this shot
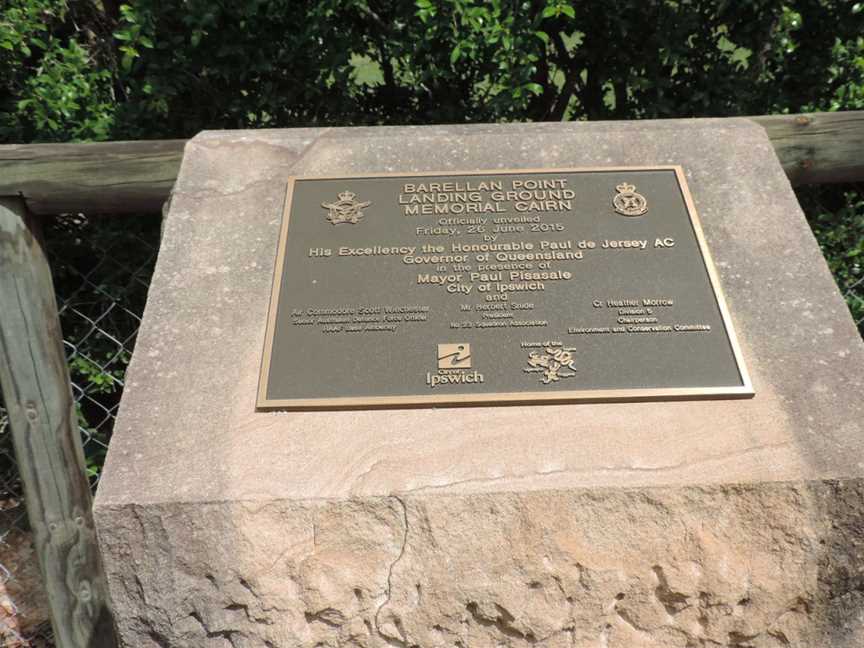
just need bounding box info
[548,29,582,120]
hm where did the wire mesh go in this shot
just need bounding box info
[0,183,861,646]
[49,213,161,489]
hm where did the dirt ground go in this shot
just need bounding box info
[1,510,52,647]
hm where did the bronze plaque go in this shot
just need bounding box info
[258,167,752,409]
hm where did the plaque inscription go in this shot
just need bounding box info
[258,167,753,409]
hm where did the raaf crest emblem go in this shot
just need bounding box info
[321,190,371,225]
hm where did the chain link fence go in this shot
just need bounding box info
[0,184,862,646]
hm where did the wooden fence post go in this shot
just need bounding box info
[0,198,116,648]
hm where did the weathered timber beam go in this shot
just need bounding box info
[0,139,185,215]
[0,197,117,648]
[0,112,861,215]
[750,111,864,186]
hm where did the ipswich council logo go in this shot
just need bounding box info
[321,190,371,225]
[427,343,484,388]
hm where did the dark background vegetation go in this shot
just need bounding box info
[2,0,864,139]
[0,0,862,483]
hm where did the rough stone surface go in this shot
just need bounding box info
[93,120,864,646]
[97,481,864,647]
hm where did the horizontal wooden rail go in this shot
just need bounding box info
[0,111,862,215]
[0,139,184,215]
[756,111,864,186]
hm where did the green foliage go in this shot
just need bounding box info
[105,0,864,132]
[3,0,863,140]
[816,35,864,111]
[798,185,864,332]
[0,0,117,141]
[17,39,115,139]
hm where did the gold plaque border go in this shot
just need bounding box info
[257,166,754,410]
